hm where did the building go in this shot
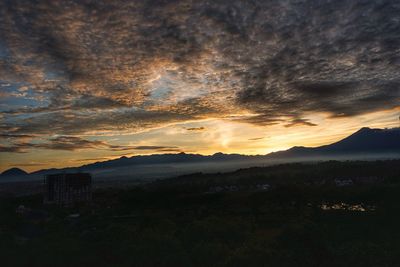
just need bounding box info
[44,173,92,206]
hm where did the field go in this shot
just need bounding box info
[1,160,400,267]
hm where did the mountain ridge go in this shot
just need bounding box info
[1,167,28,177]
[2,127,399,177]
[269,127,400,158]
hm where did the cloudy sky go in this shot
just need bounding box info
[1,0,399,172]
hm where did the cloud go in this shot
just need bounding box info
[73,157,116,162]
[0,136,108,153]
[133,146,178,150]
[0,134,36,138]
[11,162,47,167]
[0,0,399,141]
[1,108,194,136]
[0,144,26,153]
[186,127,205,131]
[0,135,180,153]
[155,148,183,153]
[248,137,264,141]
[285,118,318,128]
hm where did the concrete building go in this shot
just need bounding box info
[44,173,92,206]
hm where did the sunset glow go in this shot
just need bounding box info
[1,0,399,172]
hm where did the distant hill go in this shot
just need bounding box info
[269,127,400,158]
[30,152,250,176]
[9,127,400,180]
[76,127,400,169]
[1,167,28,177]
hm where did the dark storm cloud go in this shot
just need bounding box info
[0,0,399,139]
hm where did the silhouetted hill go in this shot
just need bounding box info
[270,127,400,158]
[22,127,400,179]
[1,167,28,177]
[60,152,247,171]
[325,127,400,152]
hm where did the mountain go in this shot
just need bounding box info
[1,167,28,177]
[270,127,400,158]
[75,127,398,169]
[31,152,252,176]
[12,127,400,180]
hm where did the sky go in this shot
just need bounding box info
[0,0,399,172]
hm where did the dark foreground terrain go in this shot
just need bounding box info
[1,160,400,267]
